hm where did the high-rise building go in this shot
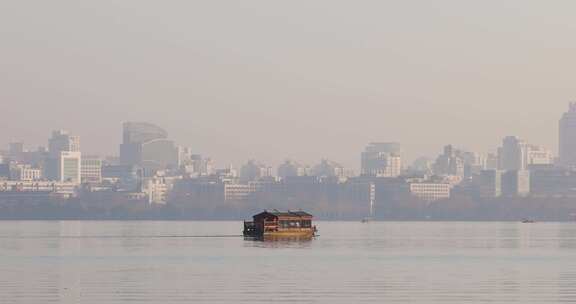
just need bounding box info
[474,170,502,198]
[49,130,80,157]
[45,130,81,184]
[433,145,465,177]
[8,142,24,158]
[277,160,311,180]
[498,136,553,171]
[361,142,402,177]
[485,153,499,170]
[312,159,346,178]
[57,151,82,183]
[559,103,576,168]
[498,136,527,171]
[240,160,272,182]
[119,122,179,172]
[502,170,530,197]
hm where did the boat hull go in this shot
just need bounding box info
[243,229,315,238]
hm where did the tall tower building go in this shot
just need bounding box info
[559,103,576,168]
[49,130,80,157]
[361,142,402,177]
[119,122,179,173]
[45,130,81,183]
[498,136,527,171]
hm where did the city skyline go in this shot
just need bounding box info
[2,1,576,170]
[3,2,576,302]
[0,104,568,172]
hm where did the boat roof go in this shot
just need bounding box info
[256,210,313,218]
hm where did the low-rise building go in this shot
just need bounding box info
[0,180,77,197]
[144,176,169,204]
[224,183,254,201]
[11,165,42,181]
[409,182,451,202]
[81,157,102,184]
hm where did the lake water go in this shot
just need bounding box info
[1,221,576,303]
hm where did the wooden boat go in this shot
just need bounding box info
[243,210,317,238]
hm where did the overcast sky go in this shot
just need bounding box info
[1,1,575,170]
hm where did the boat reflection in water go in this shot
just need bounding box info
[243,210,317,241]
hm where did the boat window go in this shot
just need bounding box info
[279,220,303,228]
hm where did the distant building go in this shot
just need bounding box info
[498,136,553,171]
[409,182,451,202]
[530,167,576,197]
[45,151,82,184]
[240,160,272,182]
[485,153,499,170]
[59,151,82,184]
[11,165,42,181]
[474,170,502,198]
[498,136,527,171]
[411,157,433,175]
[102,164,143,191]
[0,163,9,179]
[312,159,346,179]
[224,183,256,201]
[119,122,179,172]
[277,160,311,180]
[361,142,402,177]
[433,145,465,177]
[0,180,77,198]
[48,130,80,157]
[502,170,530,197]
[81,157,102,184]
[526,145,554,166]
[559,102,576,168]
[143,175,174,204]
[45,130,82,184]
[8,142,24,160]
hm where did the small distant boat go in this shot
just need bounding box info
[243,210,317,238]
[361,217,373,223]
[521,219,536,223]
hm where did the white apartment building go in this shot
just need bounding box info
[409,182,451,202]
[0,180,77,196]
[143,175,180,204]
[145,177,168,204]
[526,145,554,166]
[224,183,254,201]
[11,165,41,181]
[59,151,81,184]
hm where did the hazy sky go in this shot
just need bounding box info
[1,1,575,170]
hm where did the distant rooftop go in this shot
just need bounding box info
[260,210,313,218]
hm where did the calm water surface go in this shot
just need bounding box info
[1,221,576,303]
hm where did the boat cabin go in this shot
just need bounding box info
[244,210,315,238]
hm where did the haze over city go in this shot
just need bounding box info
[2,1,576,169]
[5,2,576,303]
